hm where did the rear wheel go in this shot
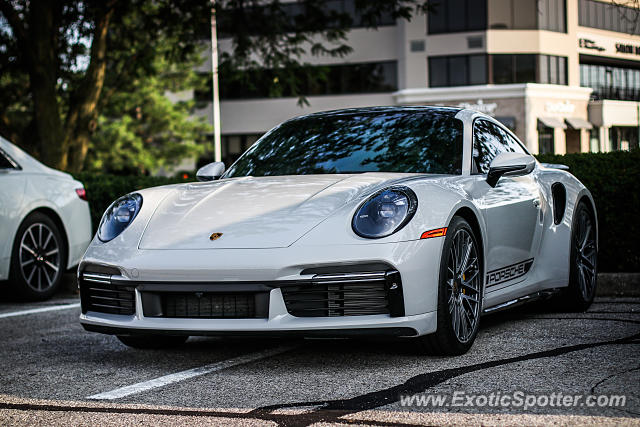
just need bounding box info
[562,202,597,311]
[417,217,483,355]
[117,335,189,349]
[9,212,67,300]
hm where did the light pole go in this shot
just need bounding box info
[210,0,222,162]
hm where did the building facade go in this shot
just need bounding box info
[194,0,640,165]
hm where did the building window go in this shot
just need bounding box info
[488,0,566,32]
[431,0,567,33]
[428,54,566,87]
[579,0,640,35]
[492,54,536,84]
[538,123,555,154]
[429,55,488,87]
[215,0,395,38]
[539,54,568,85]
[580,62,640,101]
[609,126,639,151]
[427,0,487,34]
[196,61,398,101]
[589,128,600,152]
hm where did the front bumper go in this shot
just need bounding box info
[79,239,443,337]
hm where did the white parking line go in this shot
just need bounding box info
[87,344,298,400]
[0,303,80,319]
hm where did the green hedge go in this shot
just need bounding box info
[72,172,188,235]
[74,150,639,272]
[536,150,639,272]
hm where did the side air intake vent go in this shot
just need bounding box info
[551,183,566,225]
[79,272,135,315]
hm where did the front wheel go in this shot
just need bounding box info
[416,217,483,355]
[561,202,597,311]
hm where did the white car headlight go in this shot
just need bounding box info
[352,186,417,239]
[97,193,143,242]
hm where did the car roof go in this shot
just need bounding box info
[293,105,463,120]
[0,136,72,178]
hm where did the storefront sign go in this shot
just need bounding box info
[578,33,640,59]
[579,38,605,52]
[615,43,640,55]
[545,101,575,114]
[456,99,497,116]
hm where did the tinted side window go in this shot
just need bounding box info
[473,120,527,173]
[473,120,504,174]
[502,131,527,154]
[0,152,14,169]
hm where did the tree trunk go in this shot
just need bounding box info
[27,2,67,169]
[65,6,114,172]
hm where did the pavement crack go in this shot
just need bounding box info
[590,365,640,394]
[252,332,640,426]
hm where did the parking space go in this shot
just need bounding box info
[0,293,638,425]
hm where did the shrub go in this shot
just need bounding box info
[72,172,188,234]
[536,150,640,272]
[74,149,639,272]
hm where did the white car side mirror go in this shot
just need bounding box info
[487,152,536,187]
[196,162,225,181]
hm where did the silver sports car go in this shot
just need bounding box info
[79,106,597,355]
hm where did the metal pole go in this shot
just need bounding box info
[210,0,222,162]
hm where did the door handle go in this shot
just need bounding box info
[533,199,541,208]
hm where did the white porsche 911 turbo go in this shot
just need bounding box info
[79,106,597,354]
[0,137,92,300]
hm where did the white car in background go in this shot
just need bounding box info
[0,137,92,300]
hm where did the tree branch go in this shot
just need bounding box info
[0,0,27,43]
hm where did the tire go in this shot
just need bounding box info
[9,212,67,301]
[117,335,189,349]
[562,201,597,312]
[416,216,483,356]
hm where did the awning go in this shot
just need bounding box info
[565,117,593,130]
[538,117,567,129]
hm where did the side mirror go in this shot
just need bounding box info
[486,152,536,187]
[196,162,225,181]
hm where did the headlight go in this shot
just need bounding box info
[352,186,417,239]
[97,193,143,242]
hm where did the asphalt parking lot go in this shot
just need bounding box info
[0,285,638,426]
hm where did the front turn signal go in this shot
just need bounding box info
[420,227,447,239]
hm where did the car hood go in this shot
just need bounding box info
[138,173,416,250]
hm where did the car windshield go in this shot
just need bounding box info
[223,108,463,177]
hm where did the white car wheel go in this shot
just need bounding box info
[417,217,483,355]
[10,212,66,300]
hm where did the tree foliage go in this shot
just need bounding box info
[0,0,430,172]
[87,57,209,175]
[0,0,210,172]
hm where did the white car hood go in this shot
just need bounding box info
[138,173,413,250]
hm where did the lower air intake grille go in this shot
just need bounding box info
[160,293,258,318]
[280,271,401,317]
[80,273,135,315]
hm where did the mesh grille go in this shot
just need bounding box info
[281,275,390,317]
[160,293,257,318]
[80,279,135,315]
